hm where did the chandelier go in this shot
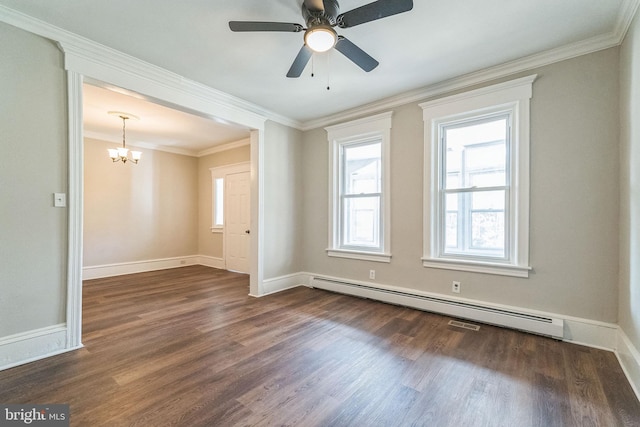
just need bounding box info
[107,112,142,164]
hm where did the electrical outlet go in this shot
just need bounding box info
[369,270,376,280]
[53,193,66,208]
[452,281,461,293]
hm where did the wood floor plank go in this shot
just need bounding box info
[0,265,638,426]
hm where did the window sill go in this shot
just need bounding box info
[210,227,223,234]
[422,257,531,278]
[327,249,391,263]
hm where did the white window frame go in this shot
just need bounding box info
[326,112,392,263]
[420,75,535,277]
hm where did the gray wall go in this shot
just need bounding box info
[0,22,68,336]
[302,47,620,323]
[619,12,640,354]
[263,121,304,279]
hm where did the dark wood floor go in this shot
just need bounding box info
[0,265,638,426]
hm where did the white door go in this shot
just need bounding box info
[225,171,250,273]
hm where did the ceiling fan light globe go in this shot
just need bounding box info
[305,26,337,52]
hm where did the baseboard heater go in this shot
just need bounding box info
[311,276,564,339]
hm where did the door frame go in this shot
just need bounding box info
[210,162,251,272]
[61,42,266,350]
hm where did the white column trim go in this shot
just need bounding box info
[66,70,84,349]
[250,129,265,297]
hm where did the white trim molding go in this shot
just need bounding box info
[197,256,226,270]
[83,256,202,280]
[2,0,638,134]
[617,328,640,401]
[421,75,535,278]
[198,138,250,158]
[301,0,640,131]
[258,273,311,297]
[66,70,84,350]
[326,112,393,262]
[0,324,79,372]
[0,4,297,130]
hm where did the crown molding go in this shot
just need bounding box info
[616,0,640,41]
[84,131,198,157]
[84,131,250,158]
[2,0,638,133]
[300,32,620,130]
[197,138,250,157]
[0,4,301,131]
[300,0,640,131]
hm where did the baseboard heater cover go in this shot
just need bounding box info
[311,276,564,339]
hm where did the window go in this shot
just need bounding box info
[421,76,535,277]
[213,177,224,228]
[326,112,392,262]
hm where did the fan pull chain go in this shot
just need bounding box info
[311,55,315,77]
[326,52,331,90]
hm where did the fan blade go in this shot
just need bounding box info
[304,0,325,13]
[337,0,413,28]
[229,21,304,32]
[287,45,313,78]
[334,36,379,72]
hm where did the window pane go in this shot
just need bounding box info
[445,212,458,249]
[344,142,381,194]
[471,190,505,255]
[466,143,506,173]
[471,212,505,254]
[445,118,507,189]
[343,196,380,248]
[472,190,505,210]
[214,178,224,226]
[444,193,459,249]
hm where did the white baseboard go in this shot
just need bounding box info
[259,272,310,296]
[196,255,225,270]
[562,315,618,350]
[616,328,640,401]
[0,324,80,371]
[83,256,201,280]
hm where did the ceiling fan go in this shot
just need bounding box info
[229,0,413,78]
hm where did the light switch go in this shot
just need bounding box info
[53,193,66,207]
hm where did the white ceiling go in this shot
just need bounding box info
[83,84,250,155]
[1,0,635,152]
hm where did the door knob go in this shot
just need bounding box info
[245,229,250,234]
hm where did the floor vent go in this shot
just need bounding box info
[448,320,480,331]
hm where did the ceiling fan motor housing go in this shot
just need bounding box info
[302,0,340,26]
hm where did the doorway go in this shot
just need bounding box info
[63,43,266,352]
[211,162,251,273]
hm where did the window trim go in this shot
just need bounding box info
[420,75,536,277]
[326,112,393,263]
